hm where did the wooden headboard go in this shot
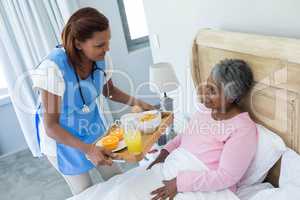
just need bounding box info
[191,29,300,187]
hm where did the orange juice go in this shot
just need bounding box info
[124,130,143,155]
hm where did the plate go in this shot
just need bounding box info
[96,139,127,153]
[112,140,127,152]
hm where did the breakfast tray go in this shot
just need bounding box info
[114,112,174,163]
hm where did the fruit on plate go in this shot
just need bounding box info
[101,135,119,151]
[140,113,156,122]
[109,126,124,140]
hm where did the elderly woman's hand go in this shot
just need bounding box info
[151,178,178,200]
[147,149,170,170]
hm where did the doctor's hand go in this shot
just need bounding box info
[85,145,113,166]
[139,101,155,111]
[147,149,169,170]
[132,100,155,113]
[151,178,178,200]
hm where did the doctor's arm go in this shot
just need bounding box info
[41,90,113,166]
[103,79,155,111]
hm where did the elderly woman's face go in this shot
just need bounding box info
[202,75,227,109]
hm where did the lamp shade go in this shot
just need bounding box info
[149,62,179,94]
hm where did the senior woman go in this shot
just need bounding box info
[68,59,257,200]
[149,59,257,199]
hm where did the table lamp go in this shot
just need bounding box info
[149,62,179,145]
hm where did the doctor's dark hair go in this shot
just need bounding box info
[211,59,254,103]
[61,7,109,68]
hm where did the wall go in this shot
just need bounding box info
[143,0,300,131]
[0,101,27,156]
[79,0,159,119]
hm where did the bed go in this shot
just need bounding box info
[69,29,300,200]
[191,29,300,188]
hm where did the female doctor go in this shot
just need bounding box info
[32,7,154,195]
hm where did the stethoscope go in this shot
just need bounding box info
[34,45,112,113]
[74,62,111,113]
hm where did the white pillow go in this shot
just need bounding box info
[238,124,286,187]
[247,148,300,200]
[249,186,300,200]
[279,148,300,188]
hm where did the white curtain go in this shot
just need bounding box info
[0,0,113,157]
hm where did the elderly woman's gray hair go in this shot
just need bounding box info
[211,59,253,103]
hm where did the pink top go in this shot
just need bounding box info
[164,104,257,193]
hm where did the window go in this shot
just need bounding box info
[0,66,8,96]
[118,0,149,51]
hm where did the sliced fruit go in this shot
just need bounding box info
[101,135,119,151]
[109,127,124,140]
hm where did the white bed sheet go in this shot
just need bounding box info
[69,148,239,200]
[236,183,274,200]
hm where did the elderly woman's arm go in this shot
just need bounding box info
[147,135,182,170]
[176,124,257,193]
[163,134,182,153]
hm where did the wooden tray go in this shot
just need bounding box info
[114,112,173,163]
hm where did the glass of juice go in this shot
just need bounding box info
[123,120,143,155]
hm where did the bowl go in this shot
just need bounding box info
[137,110,162,134]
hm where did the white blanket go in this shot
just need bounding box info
[68,148,240,200]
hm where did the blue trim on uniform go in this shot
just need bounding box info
[35,103,41,149]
